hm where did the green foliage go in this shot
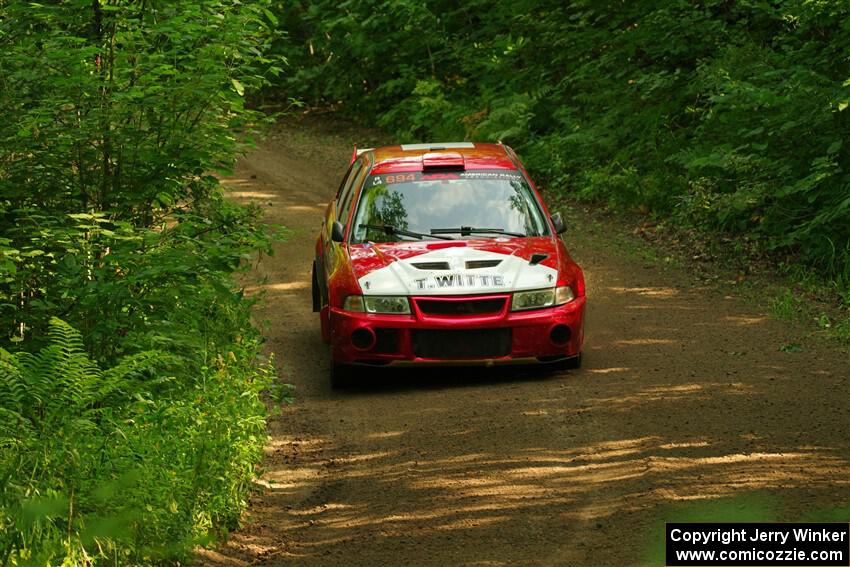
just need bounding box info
[0,0,286,563]
[0,0,277,216]
[273,0,850,296]
[0,319,275,564]
[0,0,281,350]
[2,200,273,363]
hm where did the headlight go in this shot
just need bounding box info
[343,295,411,314]
[511,288,555,311]
[555,285,575,305]
[364,295,410,314]
[343,295,365,312]
[511,286,575,311]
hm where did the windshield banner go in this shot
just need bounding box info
[368,170,524,186]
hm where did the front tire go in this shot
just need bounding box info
[553,353,581,370]
[330,362,355,389]
[558,353,582,370]
[311,262,321,313]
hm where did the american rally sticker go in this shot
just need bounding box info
[370,170,524,186]
[413,273,508,290]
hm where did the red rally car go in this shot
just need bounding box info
[312,142,586,386]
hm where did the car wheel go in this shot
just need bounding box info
[311,262,321,313]
[552,353,581,370]
[559,353,582,370]
[330,362,355,389]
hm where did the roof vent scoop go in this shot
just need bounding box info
[529,253,548,265]
[412,261,451,270]
[401,142,474,151]
[466,259,502,269]
[422,152,465,171]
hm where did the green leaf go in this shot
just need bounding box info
[1,259,17,275]
[262,7,278,26]
[231,78,245,96]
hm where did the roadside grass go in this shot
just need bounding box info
[555,198,850,354]
[639,493,780,567]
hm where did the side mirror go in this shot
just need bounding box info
[331,221,345,243]
[551,212,567,234]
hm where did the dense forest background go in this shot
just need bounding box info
[2,0,850,564]
[273,0,850,299]
[0,1,284,563]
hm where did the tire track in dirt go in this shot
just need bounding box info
[196,118,850,567]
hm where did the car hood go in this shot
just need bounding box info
[349,237,560,296]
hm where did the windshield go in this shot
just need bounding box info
[349,170,549,243]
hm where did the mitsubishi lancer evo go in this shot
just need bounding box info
[312,142,586,386]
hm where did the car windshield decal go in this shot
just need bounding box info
[369,170,525,186]
[351,169,548,244]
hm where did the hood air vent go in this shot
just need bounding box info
[412,261,450,270]
[465,259,502,269]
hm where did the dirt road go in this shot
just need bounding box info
[198,119,850,566]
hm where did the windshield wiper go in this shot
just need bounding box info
[359,223,454,241]
[430,226,527,237]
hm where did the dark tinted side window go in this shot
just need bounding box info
[338,158,367,226]
[335,159,358,201]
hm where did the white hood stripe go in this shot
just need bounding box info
[359,247,557,296]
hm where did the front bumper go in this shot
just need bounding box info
[329,294,585,366]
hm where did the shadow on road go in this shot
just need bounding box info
[327,363,575,396]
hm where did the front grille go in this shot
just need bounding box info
[416,297,506,316]
[412,328,512,359]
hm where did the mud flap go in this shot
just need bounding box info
[312,262,321,312]
[320,306,331,344]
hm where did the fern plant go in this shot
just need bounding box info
[0,318,161,564]
[0,317,276,565]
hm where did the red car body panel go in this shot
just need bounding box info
[314,143,586,367]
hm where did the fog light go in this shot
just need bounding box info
[351,328,376,350]
[550,324,571,346]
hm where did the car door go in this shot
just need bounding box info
[320,156,368,304]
